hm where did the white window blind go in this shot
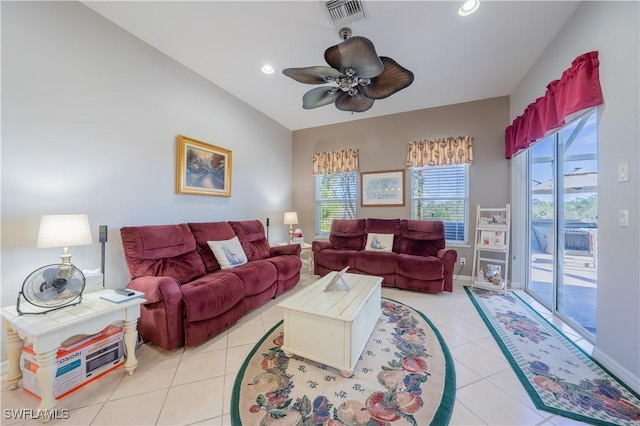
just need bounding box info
[315,172,357,237]
[411,165,468,243]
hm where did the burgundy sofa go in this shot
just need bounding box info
[120,220,301,350]
[312,219,457,293]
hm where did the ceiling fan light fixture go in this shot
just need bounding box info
[283,28,413,112]
[261,64,275,74]
[459,0,480,16]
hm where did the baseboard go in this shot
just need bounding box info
[454,274,472,282]
[454,275,524,290]
[592,347,640,393]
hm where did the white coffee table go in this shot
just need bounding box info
[1,290,144,411]
[278,272,382,377]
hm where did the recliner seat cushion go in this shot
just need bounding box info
[355,251,397,275]
[396,254,444,280]
[181,272,244,322]
[229,260,278,296]
[266,256,302,281]
[316,249,357,271]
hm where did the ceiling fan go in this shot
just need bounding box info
[283,28,414,113]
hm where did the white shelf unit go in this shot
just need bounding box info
[471,204,510,293]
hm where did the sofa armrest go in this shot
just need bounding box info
[270,244,301,256]
[127,276,182,305]
[126,275,186,350]
[312,240,332,254]
[437,248,458,292]
[312,240,333,275]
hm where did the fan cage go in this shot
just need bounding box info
[18,263,85,313]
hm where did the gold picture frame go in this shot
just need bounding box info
[176,135,232,197]
[360,169,405,207]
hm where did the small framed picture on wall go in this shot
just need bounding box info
[360,169,405,207]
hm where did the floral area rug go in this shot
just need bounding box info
[465,286,640,425]
[231,298,455,425]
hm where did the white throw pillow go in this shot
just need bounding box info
[208,237,248,269]
[365,233,394,252]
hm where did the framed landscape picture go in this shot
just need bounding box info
[361,169,405,207]
[176,135,232,197]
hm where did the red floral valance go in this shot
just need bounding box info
[505,51,603,159]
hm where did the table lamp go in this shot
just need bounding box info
[283,211,298,244]
[37,214,93,265]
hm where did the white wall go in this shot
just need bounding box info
[1,0,294,348]
[510,1,640,389]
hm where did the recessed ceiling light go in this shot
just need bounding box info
[261,64,275,74]
[459,0,480,16]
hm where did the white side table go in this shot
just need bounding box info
[1,290,145,411]
[278,242,313,273]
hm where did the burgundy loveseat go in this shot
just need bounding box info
[120,220,301,350]
[312,219,457,293]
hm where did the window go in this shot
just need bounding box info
[411,165,469,244]
[315,172,357,237]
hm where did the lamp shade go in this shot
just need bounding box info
[283,211,298,225]
[37,215,93,248]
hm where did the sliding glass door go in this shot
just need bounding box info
[527,110,598,337]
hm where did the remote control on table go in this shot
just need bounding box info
[114,288,135,296]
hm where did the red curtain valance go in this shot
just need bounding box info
[505,51,603,159]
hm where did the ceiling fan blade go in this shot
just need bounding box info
[325,36,384,78]
[282,66,342,84]
[335,91,375,112]
[302,87,342,109]
[359,57,415,99]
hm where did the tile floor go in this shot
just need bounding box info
[1,270,595,426]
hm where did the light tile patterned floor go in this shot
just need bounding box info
[1,270,594,425]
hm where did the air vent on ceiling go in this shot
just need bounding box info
[324,0,366,26]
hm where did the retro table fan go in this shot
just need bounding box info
[17,264,86,315]
[17,214,91,315]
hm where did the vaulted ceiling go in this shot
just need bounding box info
[83,1,580,131]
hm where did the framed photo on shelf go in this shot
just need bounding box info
[480,231,494,246]
[478,210,507,227]
[176,135,232,197]
[360,169,405,207]
[480,231,505,248]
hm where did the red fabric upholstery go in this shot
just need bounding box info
[364,218,401,252]
[266,255,303,295]
[184,303,245,348]
[313,219,457,293]
[329,219,366,250]
[127,275,186,350]
[505,51,603,159]
[181,272,244,321]
[396,255,443,281]
[229,220,271,261]
[120,220,302,349]
[397,220,445,257]
[228,261,278,296]
[188,222,236,273]
[121,225,206,283]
